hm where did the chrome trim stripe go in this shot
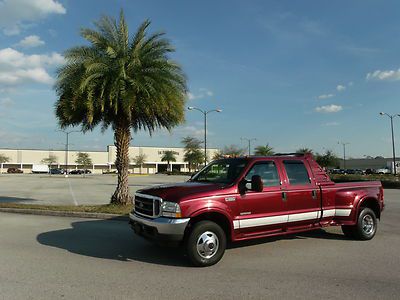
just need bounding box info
[234,208,352,229]
[288,211,318,223]
[335,209,352,217]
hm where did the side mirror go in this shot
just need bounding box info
[251,175,263,192]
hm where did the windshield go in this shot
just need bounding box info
[191,158,248,184]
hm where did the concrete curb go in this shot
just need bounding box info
[0,207,129,221]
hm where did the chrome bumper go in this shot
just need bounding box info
[129,212,190,238]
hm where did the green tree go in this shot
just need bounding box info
[161,150,177,172]
[133,154,147,174]
[296,148,313,154]
[75,152,93,177]
[254,144,274,156]
[0,153,10,174]
[55,12,187,205]
[42,154,58,175]
[221,145,246,157]
[315,150,340,168]
[0,153,10,164]
[182,136,203,171]
[212,150,224,160]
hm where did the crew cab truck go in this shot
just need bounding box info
[129,153,384,267]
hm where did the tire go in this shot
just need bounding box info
[185,220,226,267]
[342,207,377,240]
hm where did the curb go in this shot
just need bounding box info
[0,207,129,221]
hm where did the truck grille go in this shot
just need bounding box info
[134,194,161,218]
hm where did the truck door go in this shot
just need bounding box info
[237,161,286,236]
[281,159,321,231]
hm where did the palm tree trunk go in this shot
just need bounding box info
[111,121,132,205]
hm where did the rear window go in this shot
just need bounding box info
[283,160,310,185]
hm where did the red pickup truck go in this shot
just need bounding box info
[129,153,384,267]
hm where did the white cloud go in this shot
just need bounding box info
[317,93,334,100]
[0,47,64,85]
[16,35,45,48]
[315,104,343,113]
[366,69,400,81]
[0,97,13,108]
[0,0,66,35]
[336,84,346,92]
[324,121,340,126]
[187,88,214,100]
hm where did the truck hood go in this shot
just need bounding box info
[136,181,230,202]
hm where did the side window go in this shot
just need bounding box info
[283,160,310,185]
[245,162,280,187]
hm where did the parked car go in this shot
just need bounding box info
[50,168,64,175]
[69,169,92,175]
[7,168,23,174]
[129,153,384,267]
[365,168,376,175]
[376,168,391,175]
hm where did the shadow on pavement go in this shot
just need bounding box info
[36,218,189,267]
[228,228,349,249]
[0,196,38,203]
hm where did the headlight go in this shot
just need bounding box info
[161,201,182,218]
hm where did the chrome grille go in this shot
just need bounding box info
[134,193,161,218]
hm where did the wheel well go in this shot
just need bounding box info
[359,198,381,219]
[187,212,232,241]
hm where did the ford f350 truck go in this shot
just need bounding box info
[129,153,384,267]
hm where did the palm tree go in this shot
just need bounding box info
[161,150,177,172]
[222,145,246,157]
[133,154,146,174]
[55,11,187,205]
[254,144,274,156]
[296,148,313,154]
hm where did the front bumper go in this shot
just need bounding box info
[129,212,190,243]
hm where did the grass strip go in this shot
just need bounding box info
[0,203,133,215]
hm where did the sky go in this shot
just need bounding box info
[0,0,400,158]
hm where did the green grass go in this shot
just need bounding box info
[0,203,133,215]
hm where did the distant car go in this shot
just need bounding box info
[365,169,375,175]
[50,168,64,175]
[7,168,23,174]
[376,168,391,175]
[69,169,92,175]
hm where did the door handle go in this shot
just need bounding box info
[282,192,287,202]
[312,190,317,199]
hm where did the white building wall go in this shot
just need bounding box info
[0,145,219,174]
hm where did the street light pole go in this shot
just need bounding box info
[241,137,257,156]
[58,129,80,177]
[380,112,400,175]
[188,107,222,166]
[338,142,350,169]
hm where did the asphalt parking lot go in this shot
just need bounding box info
[0,174,189,205]
[0,190,399,299]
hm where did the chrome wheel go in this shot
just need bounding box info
[196,231,219,259]
[362,214,374,235]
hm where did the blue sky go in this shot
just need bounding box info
[0,0,400,158]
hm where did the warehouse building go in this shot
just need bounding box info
[0,145,219,174]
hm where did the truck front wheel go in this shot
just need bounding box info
[341,207,377,240]
[185,220,226,267]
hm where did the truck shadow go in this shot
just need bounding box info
[36,218,190,267]
[0,196,38,203]
[228,229,349,249]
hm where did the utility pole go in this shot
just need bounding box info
[188,107,222,166]
[380,112,400,175]
[240,137,257,156]
[58,130,80,177]
[338,142,350,169]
